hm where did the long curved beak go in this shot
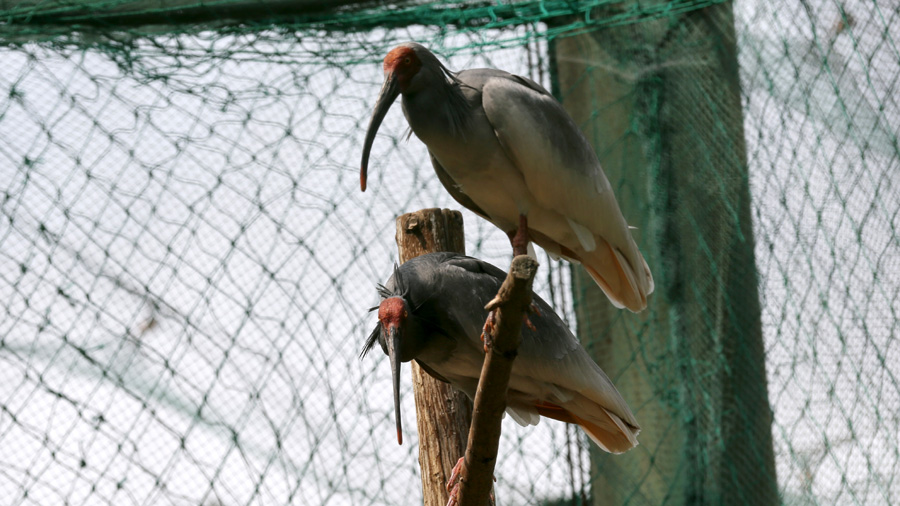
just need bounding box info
[360,72,400,192]
[386,325,404,445]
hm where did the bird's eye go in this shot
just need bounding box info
[404,57,411,65]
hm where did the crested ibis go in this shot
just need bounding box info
[360,42,654,312]
[361,252,640,453]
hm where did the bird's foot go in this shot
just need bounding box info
[445,457,494,506]
[480,310,497,352]
[483,300,537,340]
[523,301,539,331]
[446,457,464,506]
[524,313,537,332]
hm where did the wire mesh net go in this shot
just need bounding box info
[1,1,897,505]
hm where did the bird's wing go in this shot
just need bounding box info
[428,153,490,220]
[516,293,639,429]
[479,74,636,262]
[435,255,637,428]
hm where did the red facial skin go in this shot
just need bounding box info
[378,297,407,330]
[383,47,422,92]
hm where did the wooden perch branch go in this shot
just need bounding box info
[454,254,539,506]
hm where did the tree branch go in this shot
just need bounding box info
[454,254,539,506]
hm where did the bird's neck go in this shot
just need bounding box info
[403,78,470,140]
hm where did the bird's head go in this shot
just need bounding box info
[360,43,449,192]
[382,45,424,93]
[361,295,422,445]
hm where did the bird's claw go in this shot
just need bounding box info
[482,304,537,346]
[523,301,539,331]
[480,310,497,352]
[445,457,494,506]
[524,313,537,332]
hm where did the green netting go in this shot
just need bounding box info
[1,1,897,505]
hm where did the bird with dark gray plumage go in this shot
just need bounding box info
[361,252,640,453]
[360,42,654,312]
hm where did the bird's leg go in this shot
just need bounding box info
[501,215,539,332]
[507,214,530,257]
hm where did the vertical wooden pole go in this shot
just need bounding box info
[394,208,473,506]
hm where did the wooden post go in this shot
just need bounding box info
[394,208,473,506]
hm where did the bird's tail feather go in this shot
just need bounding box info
[534,401,639,454]
[582,240,652,313]
[571,411,639,454]
[530,230,651,311]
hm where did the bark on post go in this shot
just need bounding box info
[394,208,473,506]
[454,255,539,506]
[550,4,777,504]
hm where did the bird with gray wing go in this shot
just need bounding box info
[361,252,640,453]
[360,42,654,312]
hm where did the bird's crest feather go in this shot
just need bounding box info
[359,326,380,359]
[391,263,412,298]
[375,283,392,299]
